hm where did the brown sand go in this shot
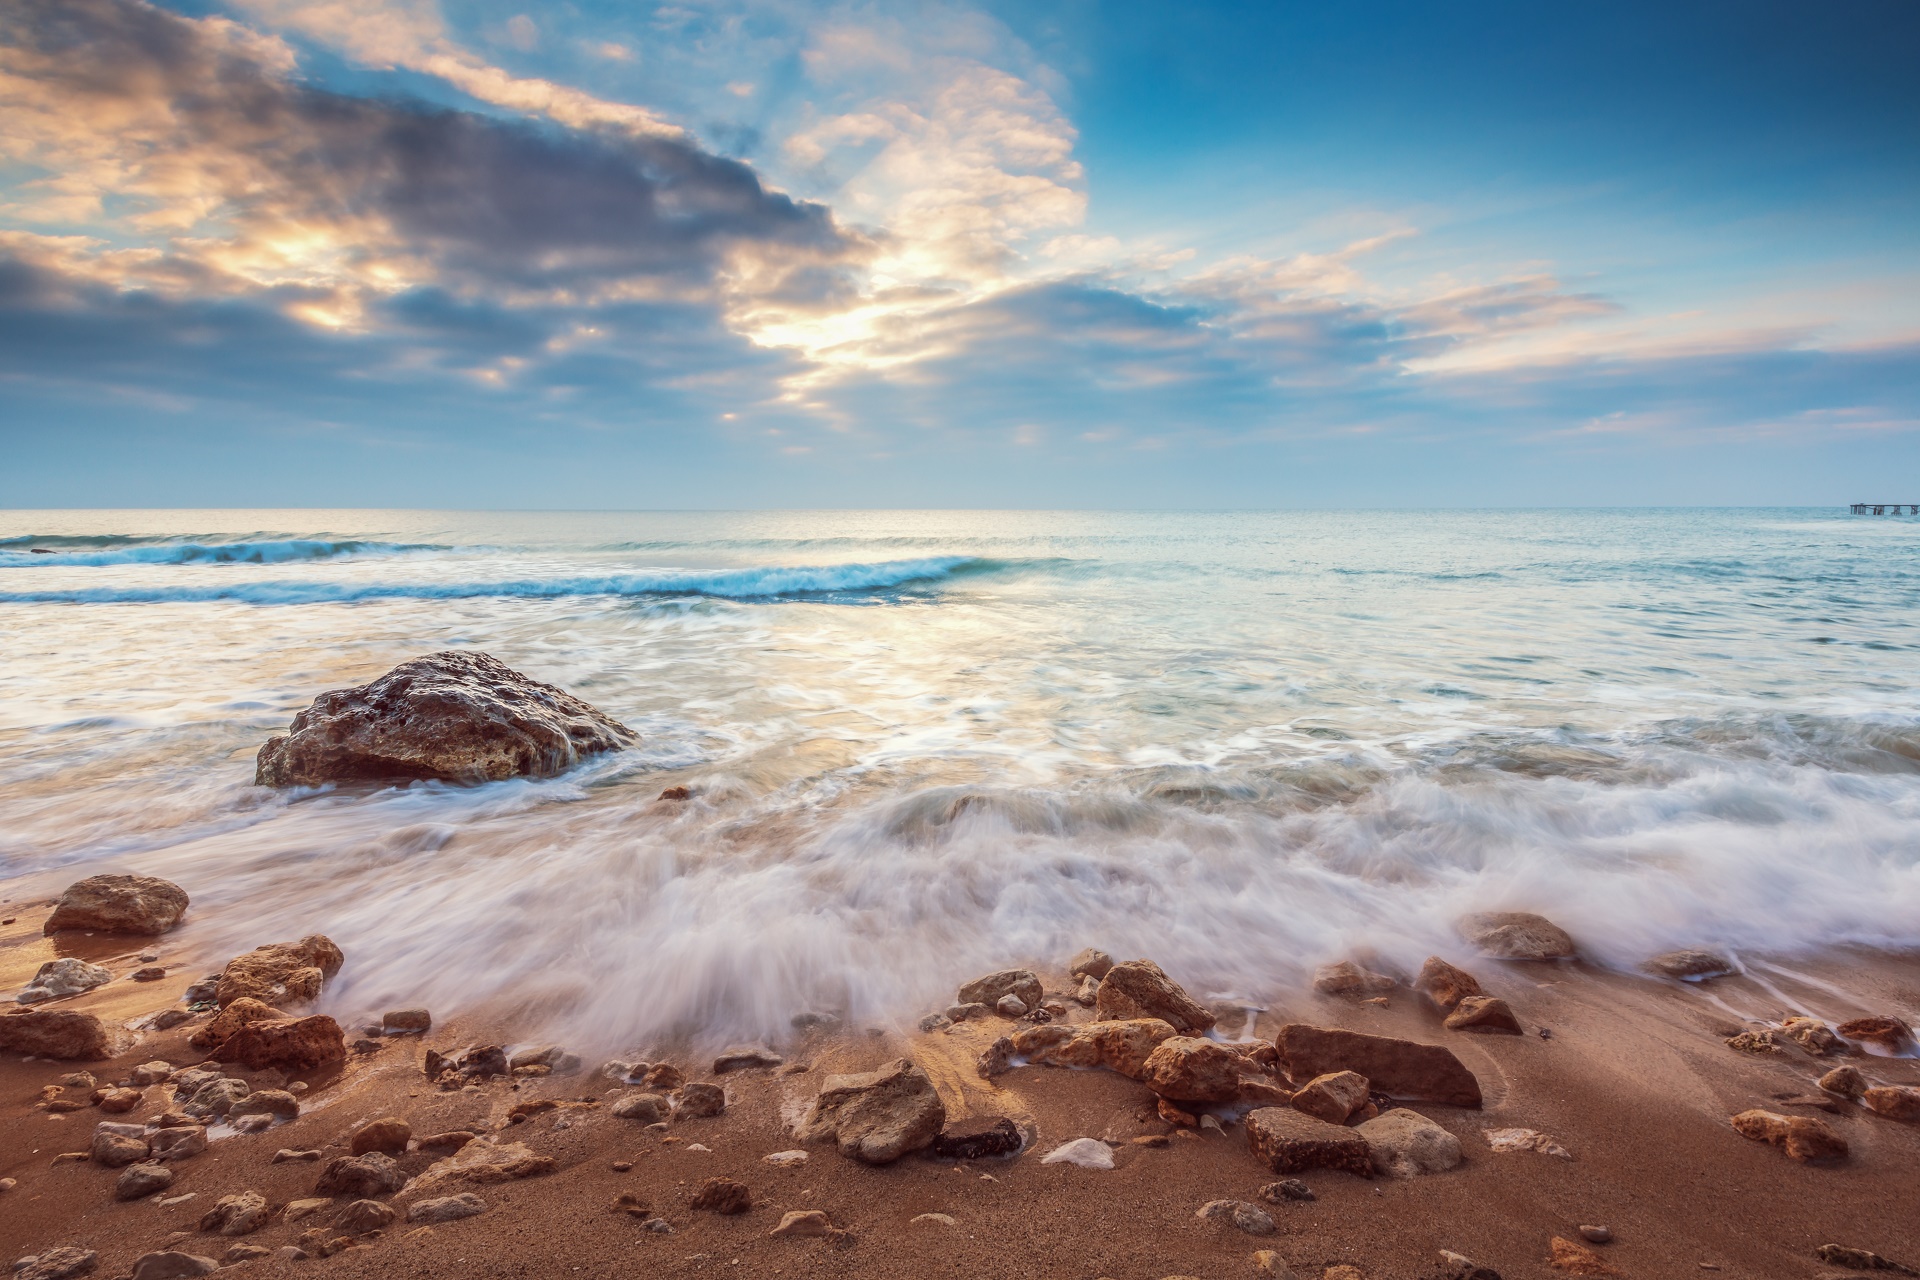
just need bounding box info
[4,904,1919,1280]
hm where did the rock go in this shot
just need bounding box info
[182,1076,250,1118]
[674,1082,726,1119]
[1070,948,1114,980]
[1548,1236,1618,1275]
[16,958,113,1004]
[1313,961,1395,997]
[45,875,190,936]
[407,1193,487,1223]
[1252,1251,1299,1279]
[1291,1071,1371,1125]
[1196,1199,1276,1236]
[131,966,166,982]
[1093,959,1216,1034]
[1730,1109,1848,1162]
[1260,1178,1315,1202]
[1726,1029,1782,1054]
[256,651,636,786]
[452,1045,510,1078]
[1458,912,1576,961]
[1038,1138,1115,1169]
[929,1118,1023,1159]
[97,1087,142,1113]
[1863,1085,1920,1122]
[506,1043,578,1072]
[221,1246,272,1264]
[128,1252,217,1280]
[688,1177,751,1214]
[1445,997,1523,1035]
[1274,1024,1482,1108]
[1325,1268,1367,1280]
[770,1209,832,1238]
[229,1112,272,1134]
[213,936,344,1009]
[182,975,221,1003]
[409,1140,554,1191]
[151,1009,193,1031]
[1647,949,1736,980]
[1356,1107,1463,1177]
[1813,1245,1916,1274]
[1141,1036,1254,1102]
[230,1089,299,1120]
[1819,1065,1869,1099]
[351,1117,412,1155]
[337,1199,397,1234]
[995,993,1029,1017]
[794,1058,944,1164]
[910,1212,957,1227]
[1837,1016,1916,1054]
[130,1061,173,1085]
[415,1131,475,1156]
[149,1125,208,1161]
[215,1014,346,1071]
[273,1148,324,1162]
[0,1009,110,1059]
[958,969,1043,1010]
[1012,1017,1178,1079]
[316,1151,408,1197]
[15,1248,98,1280]
[1579,1226,1614,1245]
[283,1198,332,1222]
[1075,975,1101,1005]
[714,1045,783,1073]
[199,1191,269,1235]
[612,1093,669,1123]
[116,1162,175,1200]
[976,1035,1016,1078]
[642,1062,684,1089]
[1439,1249,1502,1280]
[1414,957,1485,1011]
[919,1012,952,1032]
[1483,1127,1572,1158]
[383,1009,431,1033]
[1245,1108,1375,1178]
[92,1127,151,1167]
[946,1002,991,1022]
[1781,1017,1844,1056]
[1158,1097,1198,1126]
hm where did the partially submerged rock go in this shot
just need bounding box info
[1780,1016,1843,1056]
[1730,1109,1848,1162]
[1141,1036,1258,1103]
[0,1009,110,1059]
[1837,1016,1916,1054]
[1457,912,1576,960]
[1093,959,1216,1034]
[1863,1085,1920,1123]
[957,969,1043,1010]
[1274,1024,1483,1108]
[1414,957,1484,1011]
[1245,1107,1375,1178]
[1646,949,1736,981]
[15,958,111,1004]
[1290,1071,1371,1125]
[1010,1017,1176,1079]
[794,1058,944,1164]
[256,651,635,786]
[1356,1108,1463,1177]
[713,1045,783,1073]
[214,936,344,1009]
[45,875,190,936]
[1313,961,1395,997]
[1069,948,1114,980]
[1818,1065,1868,1099]
[1444,996,1523,1035]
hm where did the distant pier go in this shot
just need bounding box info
[1850,503,1919,514]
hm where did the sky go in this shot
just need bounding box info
[1,0,1917,508]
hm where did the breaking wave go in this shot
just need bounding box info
[0,537,442,566]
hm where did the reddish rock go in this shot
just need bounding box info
[1444,996,1523,1035]
[688,1177,751,1214]
[44,874,189,936]
[255,650,635,786]
[214,936,344,1009]
[674,1082,726,1118]
[1457,912,1576,960]
[350,1117,412,1155]
[1011,1018,1176,1079]
[188,997,281,1052]
[0,1009,111,1060]
[199,1191,269,1236]
[1141,1036,1251,1103]
[1313,961,1395,997]
[1414,957,1484,1011]
[956,969,1043,1010]
[1290,1070,1371,1125]
[1275,1024,1482,1108]
[1817,1065,1868,1099]
[1093,959,1217,1035]
[1780,1017,1843,1056]
[1730,1109,1848,1162]
[315,1152,408,1197]
[1837,1016,1916,1054]
[1549,1236,1619,1275]
[215,1015,346,1071]
[794,1058,944,1164]
[1863,1085,1920,1123]
[1245,1107,1375,1178]
[97,1087,143,1113]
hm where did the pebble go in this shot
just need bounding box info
[1259,1179,1316,1203]
[611,1161,633,1172]
[1579,1226,1613,1245]
[910,1213,957,1227]
[763,1150,809,1167]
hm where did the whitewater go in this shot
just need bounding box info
[2,508,1918,1050]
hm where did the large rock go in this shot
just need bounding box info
[256,651,635,786]
[1837,1016,1916,1054]
[214,1015,346,1071]
[1356,1108,1463,1177]
[408,1141,556,1192]
[1730,1109,1848,1162]
[1863,1086,1920,1123]
[1011,1018,1177,1079]
[1275,1024,1482,1108]
[1457,912,1575,960]
[957,969,1042,1011]
[214,936,344,1008]
[17,1249,97,1280]
[1093,959,1216,1034]
[15,958,112,1004]
[1245,1107,1375,1178]
[1141,1036,1258,1103]
[0,1009,110,1059]
[350,1117,413,1155]
[1414,957,1484,1011]
[44,875,189,936]
[794,1057,945,1164]
[1290,1071,1371,1125]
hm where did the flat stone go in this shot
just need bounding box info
[928,1117,1023,1159]
[1245,1107,1374,1178]
[199,1191,269,1236]
[1011,1017,1177,1079]
[1355,1107,1463,1177]
[282,1198,332,1222]
[713,1045,783,1073]
[91,1130,151,1167]
[229,1088,298,1119]
[383,1009,431,1033]
[1646,949,1736,981]
[116,1163,175,1201]
[1312,961,1395,997]
[1837,1017,1916,1054]
[1457,911,1576,961]
[15,1247,97,1280]
[407,1193,488,1223]
[1275,1024,1482,1108]
[769,1209,832,1237]
[408,1141,554,1192]
[150,1126,209,1162]
[129,1252,217,1280]
[957,969,1043,1009]
[45,875,189,936]
[1259,1179,1315,1202]
[1812,1245,1916,1274]
[1548,1236,1617,1275]
[130,1061,173,1085]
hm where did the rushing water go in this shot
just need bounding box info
[3,508,1918,1048]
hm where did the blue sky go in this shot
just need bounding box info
[2,0,1916,507]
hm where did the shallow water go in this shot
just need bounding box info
[3,508,1918,1049]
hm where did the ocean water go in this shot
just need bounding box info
[3,508,1918,1049]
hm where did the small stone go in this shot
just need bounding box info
[1646,949,1736,981]
[221,1246,271,1264]
[1158,1098,1198,1126]
[1074,975,1101,1005]
[116,1163,175,1200]
[1483,1127,1573,1159]
[1445,996,1523,1035]
[1818,1065,1869,1099]
[131,967,167,983]
[0,1177,15,1193]
[763,1150,809,1167]
[642,1062,684,1090]
[1069,948,1115,980]
[415,1131,476,1155]
[1312,960,1395,997]
[611,1093,669,1123]
[1730,1109,1848,1162]
[96,1087,142,1113]
[1259,1179,1316,1202]
[928,1117,1023,1160]
[611,1160,633,1172]
[199,1191,270,1236]
[1725,1029,1782,1054]
[336,1199,397,1234]
[315,1151,408,1197]
[350,1117,412,1155]
[151,1009,192,1031]
[919,1012,953,1032]
[674,1082,726,1119]
[1438,1250,1502,1280]
[1253,1251,1301,1278]
[1863,1085,1920,1123]
[127,1252,217,1280]
[1414,957,1486,1011]
[282,1198,332,1222]
[945,1002,991,1022]
[1780,1017,1843,1056]
[383,1009,431,1033]
[1325,1268,1367,1280]
[1196,1199,1276,1236]
[130,1061,174,1085]
[1275,1024,1483,1109]
[688,1176,751,1214]
[1245,1108,1374,1178]
[407,1192,487,1223]
[91,1128,151,1167]
[1579,1226,1613,1245]
[1290,1071,1371,1125]
[713,1045,783,1073]
[272,1148,323,1163]
[1549,1236,1618,1274]
[15,957,113,1004]
[769,1209,832,1237]
[995,993,1029,1017]
[1812,1245,1916,1274]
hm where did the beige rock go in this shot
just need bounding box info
[1818,1065,1868,1099]
[1093,959,1217,1034]
[383,1008,431,1033]
[911,1212,957,1227]
[408,1141,555,1192]
[116,1162,174,1201]
[1414,957,1484,1011]
[1457,911,1576,960]
[1069,948,1114,980]
[282,1198,332,1222]
[315,1152,408,1197]
[1863,1085,1920,1123]
[1275,1024,1482,1108]
[230,1089,298,1119]
[336,1199,397,1234]
[1196,1199,1276,1235]
[1312,961,1395,997]
[1730,1109,1848,1162]
[770,1209,833,1238]
[957,969,1043,1009]
[1444,996,1522,1035]
[92,1127,151,1167]
[0,1009,111,1059]
[1646,949,1735,981]
[794,1058,945,1164]
[1245,1107,1374,1178]
[406,1193,487,1223]
[130,1060,173,1085]
[1780,1016,1843,1056]
[149,1125,208,1161]
[1290,1070,1371,1125]
[96,1087,142,1113]
[214,935,344,1009]
[187,997,280,1052]
[1141,1036,1255,1103]
[16,957,112,1003]
[713,1045,783,1073]
[1483,1126,1572,1158]
[1725,1029,1783,1054]
[611,1093,669,1123]
[15,1247,98,1280]
[45,875,190,936]
[350,1117,412,1155]
[1355,1107,1462,1177]
[200,1191,269,1236]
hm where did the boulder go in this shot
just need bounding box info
[214,936,344,1008]
[1093,959,1217,1034]
[1290,1071,1371,1125]
[336,1199,396,1234]
[1196,1199,1277,1236]
[1818,1065,1868,1099]
[994,993,1029,1017]
[96,1087,142,1113]
[1245,1107,1375,1178]
[1356,1108,1463,1177]
[116,1163,174,1201]
[1414,958,1484,1011]
[1012,1018,1178,1079]
[315,1152,408,1197]
[215,1015,346,1071]
[1141,1036,1257,1103]
[688,1177,752,1214]
[199,1191,269,1236]
[1837,1016,1916,1054]
[45,875,189,936]
[129,1253,216,1280]
[0,1009,110,1059]
[407,1193,487,1223]
[1069,948,1114,980]
[957,969,1043,1010]
[1313,961,1395,997]
[1444,996,1522,1035]
[16,958,113,1004]
[1645,949,1735,981]
[255,650,635,786]
[1457,912,1576,960]
[1730,1109,1848,1162]
[130,1060,173,1085]
[611,1093,669,1123]
[794,1057,945,1164]
[1275,1024,1482,1108]
[1863,1085,1920,1123]
[149,1125,208,1161]
[350,1117,412,1155]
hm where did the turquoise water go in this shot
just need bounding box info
[2,509,1917,1046]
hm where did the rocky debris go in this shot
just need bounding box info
[1730,1109,1849,1162]
[1439,1249,1502,1280]
[995,993,1029,1017]
[1275,1024,1483,1108]
[92,1124,151,1167]
[337,1199,397,1234]
[1837,1016,1916,1054]
[200,1191,269,1235]
[13,1248,98,1280]
[1070,948,1115,980]
[1819,1066,1869,1099]
[214,935,344,1009]
[46,875,191,937]
[1039,1138,1116,1169]
[1011,1017,1178,1079]
[1093,959,1216,1034]
[688,1177,751,1214]
[1196,1199,1277,1235]
[506,1044,580,1073]
[116,1162,175,1200]
[1458,912,1576,961]
[130,1060,173,1085]
[1781,1017,1844,1056]
[230,1089,299,1120]
[1863,1085,1920,1122]
[316,1152,408,1197]
[96,1087,142,1113]
[958,969,1044,1011]
[410,1140,555,1191]
[128,1252,217,1280]
[674,1082,726,1119]
[1548,1236,1618,1275]
[795,1057,944,1164]
[0,1009,110,1059]
[1445,996,1523,1035]
[257,651,636,786]
[714,1045,784,1073]
[1313,961,1395,997]
[407,1193,487,1223]
[150,1125,208,1161]
[611,1093,670,1123]
[16,958,113,1004]
[349,1117,412,1155]
[215,1014,347,1071]
[1579,1226,1614,1245]
[1260,1179,1316,1202]
[1646,949,1736,981]
[1483,1127,1572,1158]
[1356,1108,1463,1177]
[1290,1070,1371,1125]
[770,1209,833,1238]
[929,1117,1023,1159]
[1414,958,1485,1011]
[1246,1108,1375,1178]
[1813,1245,1916,1274]
[383,1009,431,1033]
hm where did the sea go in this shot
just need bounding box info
[2,508,1917,1048]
